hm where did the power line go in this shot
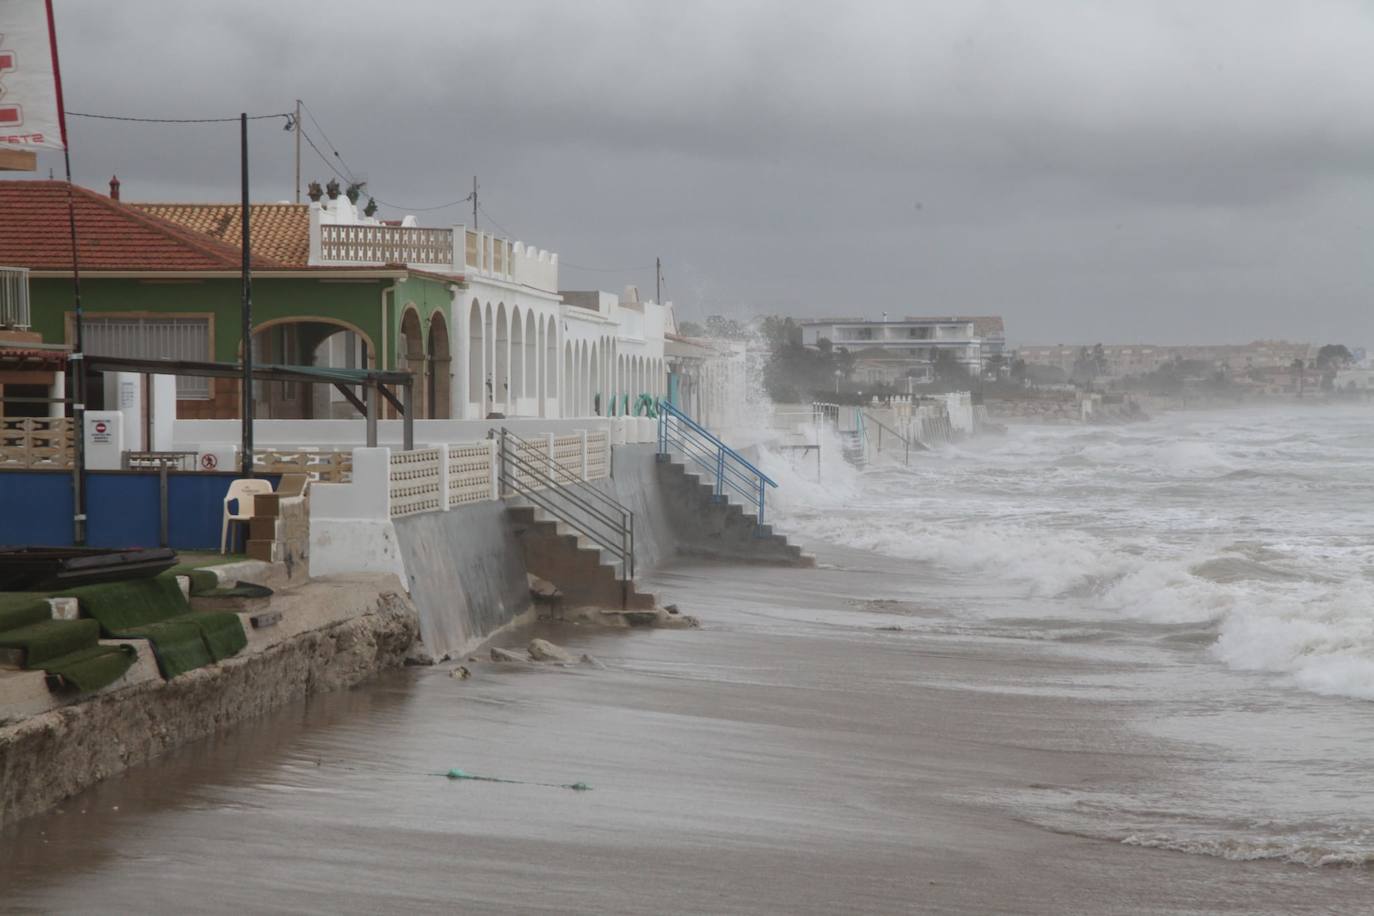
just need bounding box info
[372,192,473,212]
[296,123,353,183]
[297,100,359,183]
[476,203,514,238]
[561,261,657,274]
[68,110,292,124]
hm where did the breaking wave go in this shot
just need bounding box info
[760,406,1374,701]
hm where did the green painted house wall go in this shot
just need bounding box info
[27,274,455,368]
[391,274,456,366]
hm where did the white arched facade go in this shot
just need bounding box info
[444,244,671,419]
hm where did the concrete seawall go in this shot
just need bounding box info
[2,442,811,826]
[392,444,811,660]
[392,498,536,663]
[0,585,417,829]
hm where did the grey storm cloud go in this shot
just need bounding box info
[25,0,1374,345]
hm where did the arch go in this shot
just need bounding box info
[545,316,558,414]
[483,302,494,417]
[510,305,525,409]
[562,340,574,417]
[468,299,484,418]
[398,306,426,418]
[524,310,537,414]
[590,341,601,416]
[494,303,509,414]
[248,317,376,420]
[428,310,452,419]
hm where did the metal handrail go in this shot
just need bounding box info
[860,410,917,464]
[497,428,635,586]
[657,400,778,525]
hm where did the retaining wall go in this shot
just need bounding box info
[386,443,810,660]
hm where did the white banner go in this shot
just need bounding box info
[0,0,65,149]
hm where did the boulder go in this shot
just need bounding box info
[490,647,528,663]
[528,638,575,663]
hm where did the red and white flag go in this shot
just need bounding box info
[0,0,66,149]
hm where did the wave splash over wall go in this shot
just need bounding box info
[760,406,1374,702]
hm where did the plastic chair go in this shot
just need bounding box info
[221,479,275,554]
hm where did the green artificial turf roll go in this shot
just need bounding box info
[184,570,222,596]
[194,612,249,661]
[115,619,214,679]
[0,619,102,666]
[42,644,138,692]
[0,593,52,632]
[59,577,247,679]
[60,576,190,631]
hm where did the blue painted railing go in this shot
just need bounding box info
[657,400,778,525]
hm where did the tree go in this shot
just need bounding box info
[1317,344,1354,369]
[677,320,705,337]
[1009,357,1028,384]
[932,348,967,383]
[704,315,747,339]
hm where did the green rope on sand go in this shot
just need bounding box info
[443,768,591,791]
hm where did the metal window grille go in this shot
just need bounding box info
[0,266,31,330]
[82,317,211,398]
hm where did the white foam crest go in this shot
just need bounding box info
[1212,580,1374,699]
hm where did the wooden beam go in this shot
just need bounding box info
[0,148,38,172]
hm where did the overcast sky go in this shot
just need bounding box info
[24,0,1374,345]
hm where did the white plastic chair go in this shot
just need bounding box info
[221,479,275,554]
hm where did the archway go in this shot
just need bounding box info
[468,299,484,418]
[590,341,601,416]
[483,303,494,416]
[428,310,451,419]
[248,317,375,419]
[563,341,574,416]
[545,316,558,416]
[398,307,426,418]
[494,303,509,414]
[510,306,524,412]
[524,311,537,414]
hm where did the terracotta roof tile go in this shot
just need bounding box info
[131,202,310,267]
[0,181,286,271]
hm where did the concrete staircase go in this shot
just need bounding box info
[506,504,657,610]
[839,430,866,468]
[656,460,815,567]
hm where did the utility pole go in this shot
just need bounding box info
[293,99,302,204]
[241,113,255,476]
[656,257,662,303]
[471,175,479,230]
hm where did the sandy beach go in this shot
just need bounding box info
[4,537,1372,914]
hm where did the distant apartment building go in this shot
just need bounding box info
[799,316,1002,384]
[1018,341,1315,379]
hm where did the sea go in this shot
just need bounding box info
[759,402,1374,868]
[5,403,1374,913]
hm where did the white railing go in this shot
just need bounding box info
[382,430,612,519]
[0,266,30,329]
[0,417,73,469]
[319,224,455,267]
[254,448,352,482]
[389,447,444,517]
[448,442,496,507]
[586,430,610,480]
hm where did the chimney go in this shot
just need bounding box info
[108,175,121,200]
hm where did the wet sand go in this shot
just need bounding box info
[3,545,1371,914]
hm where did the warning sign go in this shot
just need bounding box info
[201,453,218,470]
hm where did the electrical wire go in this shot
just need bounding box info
[296,123,353,183]
[371,193,473,212]
[67,111,292,123]
[298,100,359,184]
